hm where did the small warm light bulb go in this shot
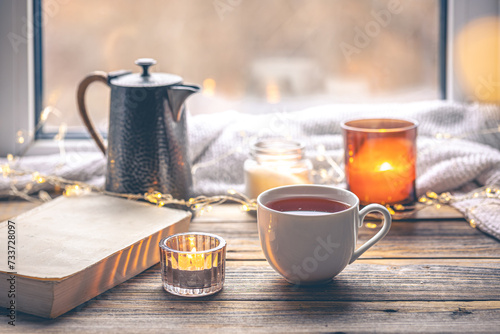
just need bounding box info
[202,78,216,96]
[0,165,9,176]
[227,189,236,195]
[266,80,280,104]
[54,123,67,141]
[145,193,158,204]
[40,107,52,121]
[426,191,438,199]
[394,204,405,211]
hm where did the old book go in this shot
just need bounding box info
[0,194,191,318]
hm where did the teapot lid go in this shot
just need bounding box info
[110,58,182,87]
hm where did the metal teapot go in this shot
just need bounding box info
[77,58,199,199]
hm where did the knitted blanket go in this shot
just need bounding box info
[1,100,499,239]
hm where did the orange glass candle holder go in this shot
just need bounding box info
[341,118,418,206]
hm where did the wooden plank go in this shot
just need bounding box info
[405,204,463,220]
[190,220,500,260]
[22,260,497,303]
[0,200,464,223]
[192,204,257,223]
[0,200,40,221]
[193,203,464,223]
[5,301,500,333]
[3,200,498,261]
[1,201,498,332]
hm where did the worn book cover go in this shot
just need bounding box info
[0,194,191,318]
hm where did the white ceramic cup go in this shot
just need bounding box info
[257,184,392,284]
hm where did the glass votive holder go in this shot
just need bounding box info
[159,232,226,297]
[341,118,418,206]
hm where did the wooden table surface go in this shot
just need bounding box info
[1,200,500,333]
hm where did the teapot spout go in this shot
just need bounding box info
[167,84,200,122]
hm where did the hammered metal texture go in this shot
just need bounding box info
[105,85,193,199]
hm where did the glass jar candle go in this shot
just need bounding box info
[341,118,418,206]
[244,139,313,199]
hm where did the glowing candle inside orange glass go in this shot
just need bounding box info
[341,119,417,205]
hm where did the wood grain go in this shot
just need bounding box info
[0,200,40,221]
[193,203,464,222]
[190,220,500,260]
[0,200,499,333]
[64,260,500,303]
[6,301,500,333]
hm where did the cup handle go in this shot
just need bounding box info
[349,204,392,264]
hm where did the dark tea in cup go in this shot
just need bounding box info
[265,197,350,215]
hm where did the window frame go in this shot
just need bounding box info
[0,0,35,156]
[446,0,500,101]
[0,0,100,156]
[3,0,494,156]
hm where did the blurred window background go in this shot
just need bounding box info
[40,0,440,135]
[450,0,500,103]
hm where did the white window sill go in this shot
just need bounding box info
[24,139,103,156]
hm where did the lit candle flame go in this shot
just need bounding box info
[378,162,393,172]
[182,246,205,269]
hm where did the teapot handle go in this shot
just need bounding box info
[77,71,109,155]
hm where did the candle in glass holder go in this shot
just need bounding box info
[341,118,418,206]
[244,139,312,199]
[159,232,226,297]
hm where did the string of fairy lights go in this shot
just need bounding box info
[2,107,500,223]
[0,160,257,213]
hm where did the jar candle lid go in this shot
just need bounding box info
[251,139,305,160]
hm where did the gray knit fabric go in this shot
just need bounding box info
[1,100,499,239]
[190,100,500,196]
